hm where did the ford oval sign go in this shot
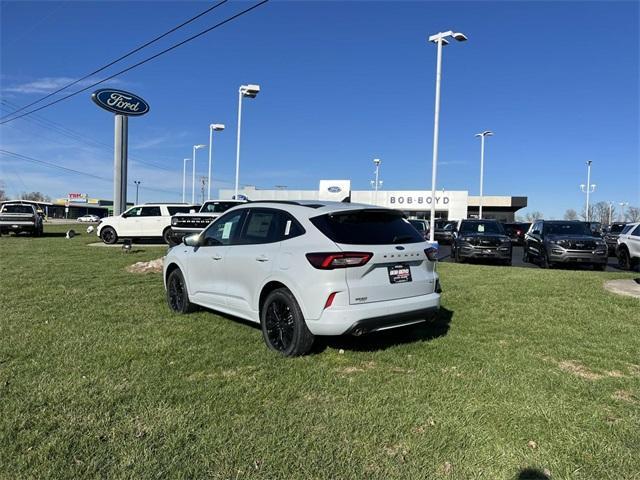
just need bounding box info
[327,186,342,193]
[91,89,150,116]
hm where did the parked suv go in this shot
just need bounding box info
[170,199,245,245]
[0,202,43,236]
[502,222,531,246]
[524,220,608,270]
[97,203,198,244]
[163,201,441,356]
[616,222,640,270]
[434,220,456,244]
[408,219,429,240]
[451,219,512,265]
[604,223,627,255]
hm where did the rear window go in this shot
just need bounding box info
[202,202,240,213]
[168,206,198,215]
[409,219,425,231]
[609,224,626,234]
[310,210,424,245]
[2,205,33,214]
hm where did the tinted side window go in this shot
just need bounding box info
[239,209,279,245]
[202,210,244,246]
[631,225,640,237]
[141,207,161,217]
[279,211,305,241]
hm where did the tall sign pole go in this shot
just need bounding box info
[114,114,128,215]
[91,89,150,216]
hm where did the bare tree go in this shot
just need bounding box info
[590,201,612,225]
[20,191,51,202]
[563,208,578,220]
[626,206,640,222]
[525,211,543,222]
[0,188,8,202]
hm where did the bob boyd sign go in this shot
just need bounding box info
[91,89,150,116]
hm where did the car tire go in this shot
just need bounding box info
[261,287,315,357]
[100,226,118,245]
[540,249,551,269]
[594,263,607,271]
[523,248,530,263]
[166,268,196,314]
[162,227,173,245]
[618,248,631,270]
[503,257,512,267]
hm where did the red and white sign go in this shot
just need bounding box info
[67,193,88,203]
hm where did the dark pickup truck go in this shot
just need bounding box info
[0,202,44,236]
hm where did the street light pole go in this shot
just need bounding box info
[134,180,141,205]
[475,130,493,219]
[619,202,628,222]
[427,30,467,242]
[208,124,225,201]
[192,144,206,204]
[234,84,260,199]
[579,160,596,221]
[373,158,381,205]
[182,158,190,203]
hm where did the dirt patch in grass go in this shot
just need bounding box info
[126,257,164,274]
[612,390,637,403]
[556,360,603,380]
[336,361,376,375]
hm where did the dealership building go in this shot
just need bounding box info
[221,180,527,222]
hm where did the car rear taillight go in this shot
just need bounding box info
[424,247,439,261]
[305,252,373,269]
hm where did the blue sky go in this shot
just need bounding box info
[1,0,638,218]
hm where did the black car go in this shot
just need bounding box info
[524,220,608,270]
[451,219,512,265]
[604,223,627,255]
[433,220,456,244]
[503,222,531,246]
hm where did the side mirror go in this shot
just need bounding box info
[183,233,201,247]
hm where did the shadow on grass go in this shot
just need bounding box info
[317,307,453,353]
[516,467,550,480]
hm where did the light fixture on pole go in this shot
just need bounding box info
[579,160,596,221]
[234,84,260,199]
[475,130,493,219]
[371,158,383,205]
[427,30,467,242]
[134,180,141,205]
[207,124,225,201]
[619,201,629,222]
[182,158,190,203]
[192,144,207,204]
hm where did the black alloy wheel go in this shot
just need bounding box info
[261,288,314,357]
[618,249,631,270]
[166,269,195,314]
[540,249,551,269]
[163,228,173,245]
[100,227,118,245]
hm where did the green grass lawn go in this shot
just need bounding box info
[1,225,639,479]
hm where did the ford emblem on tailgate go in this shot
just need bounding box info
[327,186,342,193]
[91,89,150,116]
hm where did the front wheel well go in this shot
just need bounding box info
[165,263,181,284]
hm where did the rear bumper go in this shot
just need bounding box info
[306,291,441,336]
[0,221,36,230]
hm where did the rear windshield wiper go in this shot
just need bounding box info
[392,235,415,244]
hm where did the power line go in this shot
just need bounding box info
[0,149,180,196]
[1,0,229,119]
[0,0,271,125]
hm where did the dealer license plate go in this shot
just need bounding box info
[388,264,412,284]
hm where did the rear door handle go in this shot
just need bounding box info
[256,255,269,262]
[212,254,223,260]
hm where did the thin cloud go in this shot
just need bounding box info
[3,76,124,94]
[439,160,469,166]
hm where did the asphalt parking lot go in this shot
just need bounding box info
[438,245,623,272]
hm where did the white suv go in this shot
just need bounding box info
[616,222,640,270]
[97,203,197,244]
[163,201,441,356]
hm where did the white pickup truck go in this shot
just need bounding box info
[169,200,245,245]
[0,202,44,236]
